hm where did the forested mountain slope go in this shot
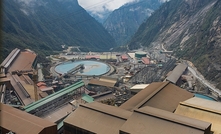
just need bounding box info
[103,0,163,46]
[2,0,116,59]
[128,0,221,89]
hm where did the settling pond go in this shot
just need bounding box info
[55,60,110,76]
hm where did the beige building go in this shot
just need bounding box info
[63,82,213,134]
[0,103,57,134]
[120,81,194,112]
[175,97,221,134]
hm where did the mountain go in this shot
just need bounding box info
[87,9,112,24]
[103,0,164,46]
[128,0,221,89]
[1,0,116,59]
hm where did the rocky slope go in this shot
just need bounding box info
[128,0,221,89]
[103,0,163,46]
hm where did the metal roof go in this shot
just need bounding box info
[120,81,194,112]
[166,63,188,84]
[120,106,211,134]
[141,57,150,64]
[100,76,117,83]
[175,97,221,134]
[121,54,128,60]
[64,102,132,134]
[130,84,149,90]
[8,74,33,106]
[82,93,94,103]
[24,81,84,112]
[8,50,37,72]
[41,103,73,123]
[0,103,57,134]
[127,53,135,59]
[88,79,115,87]
[135,51,146,55]
[0,48,18,67]
[0,77,10,83]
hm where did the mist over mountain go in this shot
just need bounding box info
[128,0,221,88]
[2,0,116,59]
[87,10,111,24]
[103,0,164,46]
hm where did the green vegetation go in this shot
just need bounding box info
[1,0,116,61]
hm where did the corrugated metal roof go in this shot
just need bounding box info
[0,103,57,134]
[175,97,221,134]
[39,87,54,92]
[121,54,128,60]
[82,93,94,103]
[120,81,194,112]
[0,77,10,83]
[0,48,18,67]
[166,63,187,84]
[41,103,73,123]
[88,79,115,87]
[100,76,117,83]
[120,106,211,134]
[141,57,150,64]
[130,84,149,90]
[37,82,46,87]
[64,102,132,134]
[127,53,135,59]
[8,74,33,106]
[24,81,84,112]
[8,50,37,72]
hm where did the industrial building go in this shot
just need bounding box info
[63,81,215,134]
[0,48,38,106]
[175,97,221,134]
[166,63,188,85]
[64,102,132,134]
[120,81,194,112]
[21,80,86,131]
[135,51,147,59]
[141,57,150,64]
[130,84,149,94]
[63,99,212,134]
[120,106,211,134]
[0,103,57,134]
[23,81,85,117]
[87,76,118,93]
[1,48,221,134]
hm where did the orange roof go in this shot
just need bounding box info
[85,55,100,59]
[121,54,128,60]
[142,57,150,64]
[37,82,46,87]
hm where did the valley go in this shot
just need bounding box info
[1,0,221,133]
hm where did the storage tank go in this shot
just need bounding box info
[135,51,146,59]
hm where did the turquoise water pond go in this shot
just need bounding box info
[55,60,110,76]
[194,93,216,101]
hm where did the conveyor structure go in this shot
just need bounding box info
[23,80,85,117]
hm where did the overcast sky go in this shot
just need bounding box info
[78,0,138,14]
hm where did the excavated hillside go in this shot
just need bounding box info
[129,0,221,89]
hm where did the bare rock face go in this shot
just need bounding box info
[128,0,221,89]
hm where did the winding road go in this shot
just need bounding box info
[160,43,221,97]
[186,61,221,96]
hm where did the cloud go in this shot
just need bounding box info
[159,0,170,2]
[14,0,47,15]
[78,0,138,13]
